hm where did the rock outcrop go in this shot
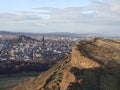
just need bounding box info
[71,43,101,69]
[13,38,120,90]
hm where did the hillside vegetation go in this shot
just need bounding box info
[0,60,54,75]
[13,38,120,90]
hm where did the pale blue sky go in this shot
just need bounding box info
[0,0,90,12]
[0,0,120,34]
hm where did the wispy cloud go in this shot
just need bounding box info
[0,0,120,33]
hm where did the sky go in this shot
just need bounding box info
[0,0,120,34]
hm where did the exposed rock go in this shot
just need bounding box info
[71,43,101,69]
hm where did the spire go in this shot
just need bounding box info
[42,35,45,42]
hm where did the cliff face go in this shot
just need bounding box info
[71,43,100,69]
[13,38,120,90]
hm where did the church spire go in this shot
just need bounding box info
[42,35,45,42]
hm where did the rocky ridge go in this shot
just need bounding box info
[13,38,120,90]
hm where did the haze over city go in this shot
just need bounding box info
[0,0,120,34]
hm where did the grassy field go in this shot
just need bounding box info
[0,73,40,90]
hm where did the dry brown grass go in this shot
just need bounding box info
[13,38,120,90]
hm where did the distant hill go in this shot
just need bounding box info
[0,31,12,35]
[0,31,82,37]
[13,38,120,90]
[0,31,120,38]
[0,31,40,36]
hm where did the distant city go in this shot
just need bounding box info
[0,31,120,62]
[0,35,75,62]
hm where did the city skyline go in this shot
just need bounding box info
[0,0,120,34]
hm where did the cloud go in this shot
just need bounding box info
[0,0,120,33]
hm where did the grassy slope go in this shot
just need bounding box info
[13,56,71,90]
[0,73,39,90]
[13,38,120,90]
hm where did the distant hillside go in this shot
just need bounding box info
[0,31,81,37]
[0,31,120,38]
[13,38,120,90]
[0,31,40,36]
[0,31,12,35]
[0,60,54,75]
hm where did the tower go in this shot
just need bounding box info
[42,35,45,42]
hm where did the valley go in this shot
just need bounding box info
[0,73,40,90]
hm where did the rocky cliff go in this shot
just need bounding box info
[13,38,120,90]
